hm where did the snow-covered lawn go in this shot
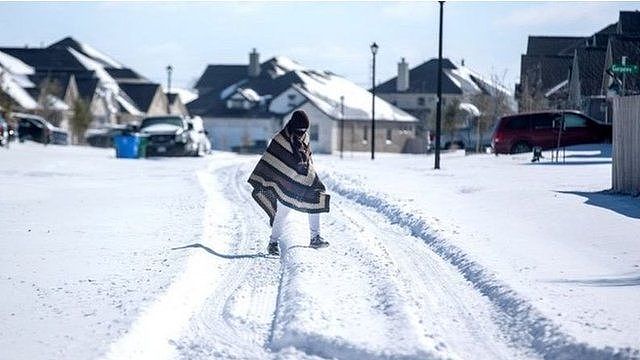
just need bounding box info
[0,142,637,359]
[0,143,206,359]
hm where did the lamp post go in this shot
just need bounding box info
[340,95,345,159]
[434,2,444,170]
[370,42,378,160]
[166,65,173,114]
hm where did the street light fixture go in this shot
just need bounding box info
[166,65,173,114]
[370,42,378,160]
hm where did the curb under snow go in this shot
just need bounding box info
[322,172,639,360]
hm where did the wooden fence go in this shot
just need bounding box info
[612,95,640,195]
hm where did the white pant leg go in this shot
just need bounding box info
[309,213,320,239]
[270,201,290,244]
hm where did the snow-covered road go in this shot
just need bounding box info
[2,144,638,359]
[103,156,530,359]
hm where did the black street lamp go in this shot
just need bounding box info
[370,42,378,160]
[166,65,173,114]
[340,95,345,159]
[434,2,444,170]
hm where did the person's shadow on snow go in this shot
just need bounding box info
[171,243,274,259]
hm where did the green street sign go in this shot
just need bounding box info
[611,64,639,74]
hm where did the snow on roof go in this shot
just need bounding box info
[293,70,416,122]
[69,48,119,92]
[78,42,123,69]
[45,94,70,111]
[453,63,513,97]
[0,50,34,75]
[220,79,248,100]
[544,79,568,98]
[270,56,307,75]
[445,68,481,94]
[69,48,141,115]
[115,93,142,115]
[163,87,198,104]
[0,70,38,109]
[238,88,261,102]
[459,102,480,116]
[11,74,35,88]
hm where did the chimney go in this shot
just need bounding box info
[249,48,261,77]
[397,57,410,92]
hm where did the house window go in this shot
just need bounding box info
[310,124,319,141]
[363,125,368,142]
[386,128,393,144]
[417,97,426,106]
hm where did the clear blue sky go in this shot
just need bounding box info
[0,1,637,91]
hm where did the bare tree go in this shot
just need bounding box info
[0,70,14,115]
[473,74,513,152]
[443,98,461,148]
[36,77,64,126]
[70,98,93,145]
[518,74,547,112]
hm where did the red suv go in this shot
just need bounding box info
[492,110,612,154]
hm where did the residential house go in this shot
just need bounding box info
[118,82,168,123]
[189,49,417,153]
[0,50,69,121]
[0,36,169,133]
[376,57,513,149]
[517,10,640,122]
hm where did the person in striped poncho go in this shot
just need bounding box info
[248,110,330,256]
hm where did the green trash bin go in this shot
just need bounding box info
[138,135,149,158]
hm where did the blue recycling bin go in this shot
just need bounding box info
[114,134,140,159]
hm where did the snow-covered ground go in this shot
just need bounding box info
[1,142,638,359]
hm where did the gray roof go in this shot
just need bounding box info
[526,36,587,56]
[618,11,640,36]
[193,65,248,92]
[119,83,161,112]
[376,58,463,94]
[576,47,606,96]
[520,55,573,92]
[0,47,85,72]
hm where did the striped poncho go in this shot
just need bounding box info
[248,130,330,226]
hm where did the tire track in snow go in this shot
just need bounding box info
[332,196,534,359]
[268,188,455,357]
[172,162,281,359]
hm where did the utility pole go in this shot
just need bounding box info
[166,65,173,114]
[434,1,444,169]
[370,42,378,160]
[340,95,345,159]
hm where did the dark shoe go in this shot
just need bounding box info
[310,235,329,248]
[267,242,279,256]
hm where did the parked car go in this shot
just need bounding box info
[491,110,612,154]
[85,125,130,148]
[0,114,9,147]
[139,115,208,156]
[14,113,69,145]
